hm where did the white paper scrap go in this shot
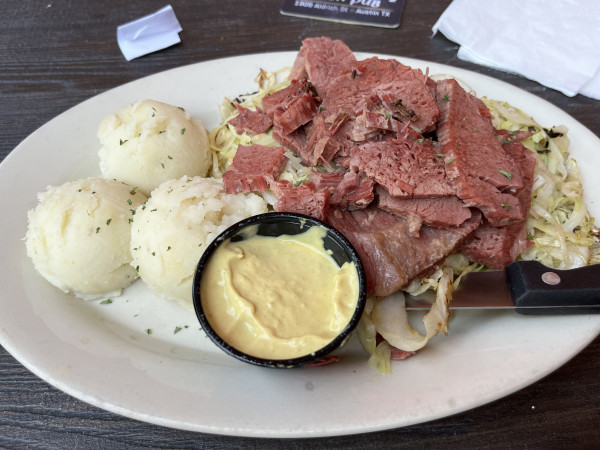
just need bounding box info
[433,0,600,100]
[117,5,183,61]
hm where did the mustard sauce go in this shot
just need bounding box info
[200,224,360,360]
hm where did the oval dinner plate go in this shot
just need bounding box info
[1,52,599,438]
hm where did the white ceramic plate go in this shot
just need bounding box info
[1,52,599,438]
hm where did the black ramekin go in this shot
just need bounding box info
[192,212,367,368]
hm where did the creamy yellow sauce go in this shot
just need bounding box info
[200,224,360,360]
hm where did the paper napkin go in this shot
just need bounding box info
[432,0,600,100]
[117,5,183,61]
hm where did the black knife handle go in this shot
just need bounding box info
[506,261,600,315]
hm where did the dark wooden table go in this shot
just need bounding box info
[2,1,599,447]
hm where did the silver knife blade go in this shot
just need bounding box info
[405,261,600,314]
[406,270,513,310]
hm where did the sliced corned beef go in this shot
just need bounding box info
[348,134,453,198]
[271,180,329,221]
[275,91,319,135]
[372,79,440,134]
[223,144,287,194]
[351,109,396,141]
[326,206,482,297]
[311,170,374,210]
[435,78,524,193]
[357,57,441,133]
[303,116,348,165]
[261,79,317,120]
[495,128,533,144]
[460,222,530,269]
[261,78,320,145]
[227,106,272,135]
[435,78,528,226]
[289,37,357,97]
[451,177,524,227]
[460,141,537,268]
[272,125,308,159]
[503,141,537,211]
[376,185,472,236]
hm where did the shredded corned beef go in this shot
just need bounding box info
[227,105,272,135]
[223,144,287,194]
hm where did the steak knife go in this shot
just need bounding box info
[405,260,600,315]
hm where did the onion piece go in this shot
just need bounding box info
[371,267,453,353]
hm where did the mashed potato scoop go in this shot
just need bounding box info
[130,176,268,308]
[25,178,148,299]
[98,100,212,195]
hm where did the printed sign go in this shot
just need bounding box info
[281,0,406,28]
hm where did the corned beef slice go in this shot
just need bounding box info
[311,170,374,210]
[223,144,287,194]
[261,78,319,160]
[376,185,472,235]
[452,177,523,227]
[352,109,395,141]
[435,78,527,226]
[289,37,357,97]
[275,91,319,135]
[227,106,272,135]
[326,207,482,297]
[460,222,530,270]
[503,141,537,214]
[348,134,453,198]
[303,113,350,165]
[358,57,441,133]
[272,126,307,157]
[271,180,329,221]
[460,141,537,268]
[261,79,316,120]
[436,78,524,191]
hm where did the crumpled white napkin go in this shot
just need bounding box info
[117,5,182,61]
[432,0,600,100]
